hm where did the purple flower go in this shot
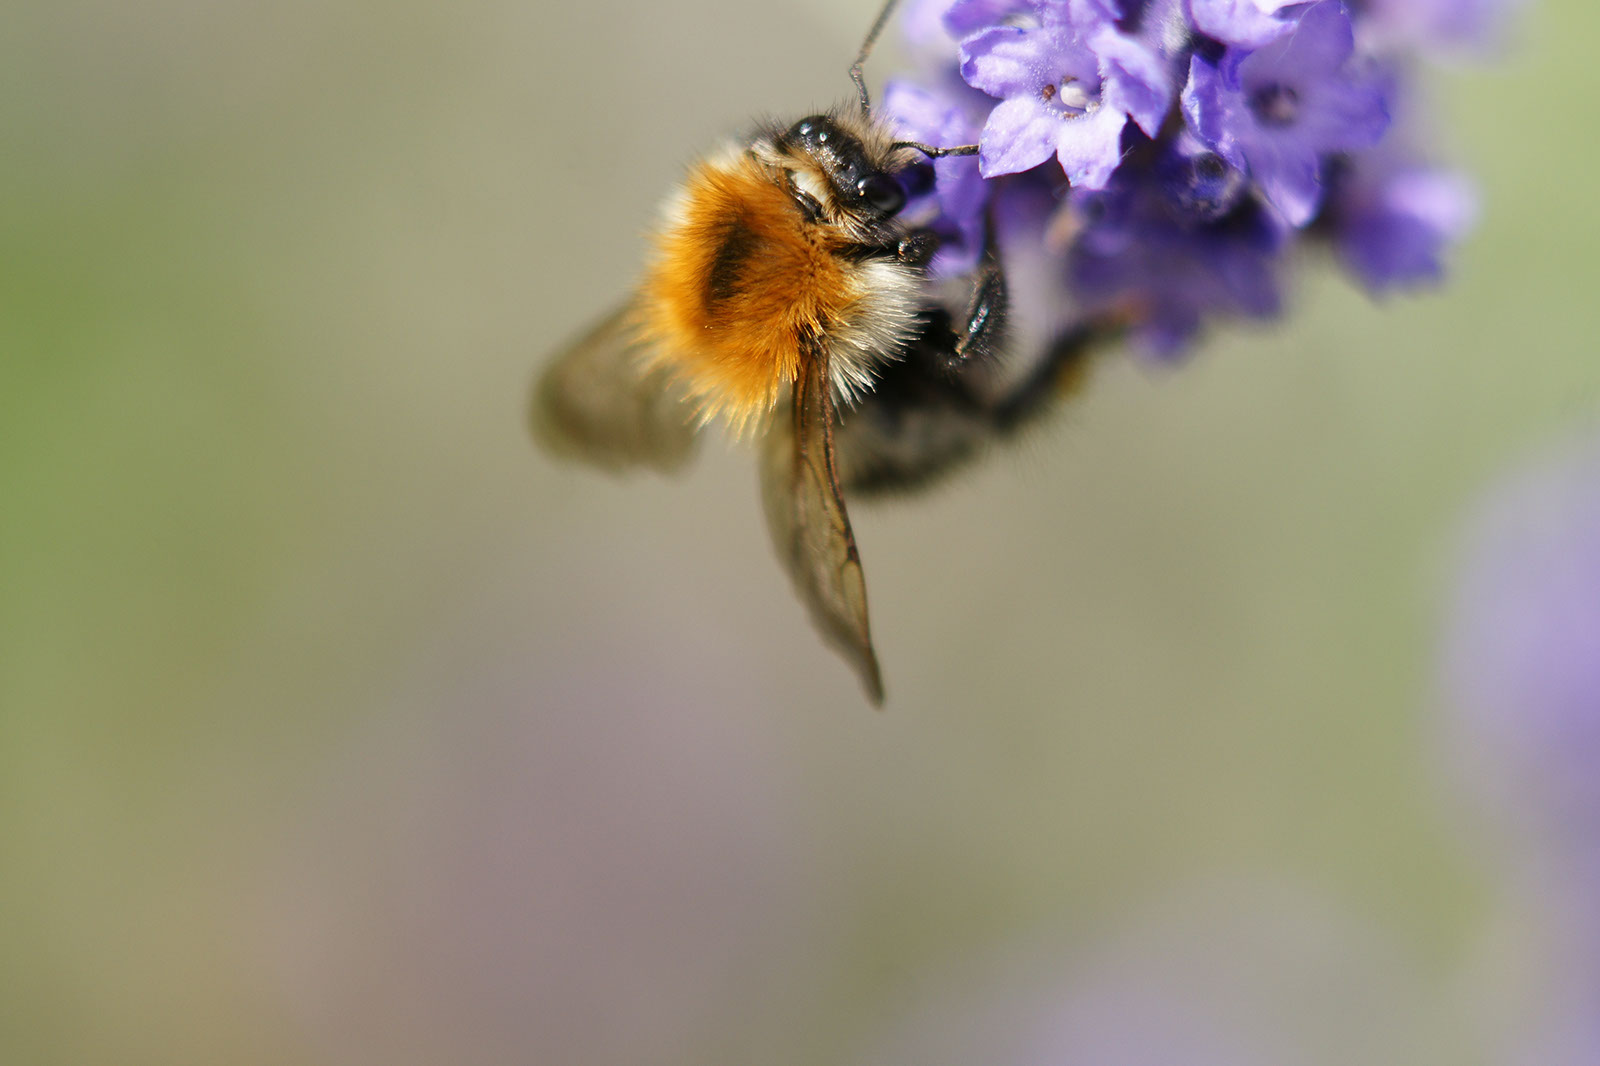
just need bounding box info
[1359,0,1530,55]
[892,0,1510,359]
[1066,152,1287,355]
[1439,430,1600,1066]
[1326,155,1476,294]
[1182,1,1390,225]
[957,0,1174,186]
[1441,430,1600,864]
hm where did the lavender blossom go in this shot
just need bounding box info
[1067,144,1288,355]
[1325,154,1477,293]
[1441,430,1600,876]
[1359,0,1530,54]
[1438,430,1600,1066]
[884,0,1514,359]
[1182,1,1390,226]
[956,0,1173,185]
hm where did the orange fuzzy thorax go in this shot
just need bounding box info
[637,154,860,435]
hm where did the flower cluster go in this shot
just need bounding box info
[1439,429,1600,1066]
[1442,432,1600,861]
[884,0,1497,356]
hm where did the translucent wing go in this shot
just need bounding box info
[760,343,885,706]
[531,298,699,473]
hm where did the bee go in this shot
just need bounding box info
[533,0,1106,705]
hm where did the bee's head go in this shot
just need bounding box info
[778,113,911,221]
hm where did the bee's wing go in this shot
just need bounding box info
[532,298,699,473]
[759,345,885,706]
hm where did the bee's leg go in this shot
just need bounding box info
[893,227,1006,372]
[949,252,1006,365]
[894,229,940,268]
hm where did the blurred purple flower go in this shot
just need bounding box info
[1360,0,1530,54]
[1438,437,1600,1066]
[1439,428,1600,1066]
[1183,1,1390,225]
[862,881,1433,1066]
[1327,156,1476,293]
[1067,153,1288,355]
[1441,429,1600,870]
[1156,129,1251,220]
[957,1,1173,185]
[900,0,969,49]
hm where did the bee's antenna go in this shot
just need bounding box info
[850,0,902,114]
[854,0,983,158]
[891,140,981,159]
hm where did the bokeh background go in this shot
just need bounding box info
[3,1,1596,1063]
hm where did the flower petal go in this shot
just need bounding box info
[1247,135,1325,225]
[1296,76,1391,151]
[1181,55,1247,170]
[1187,0,1296,48]
[1337,168,1477,292]
[1388,168,1478,237]
[960,25,1052,97]
[1093,25,1174,136]
[979,95,1063,176]
[1244,0,1355,80]
[1055,104,1130,188]
[946,0,1038,38]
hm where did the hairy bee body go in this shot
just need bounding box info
[532,9,1103,704]
[636,114,928,435]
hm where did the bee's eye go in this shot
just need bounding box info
[857,174,905,216]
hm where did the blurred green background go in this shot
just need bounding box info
[2,1,1595,1063]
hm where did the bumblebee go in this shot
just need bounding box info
[534,0,1105,704]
